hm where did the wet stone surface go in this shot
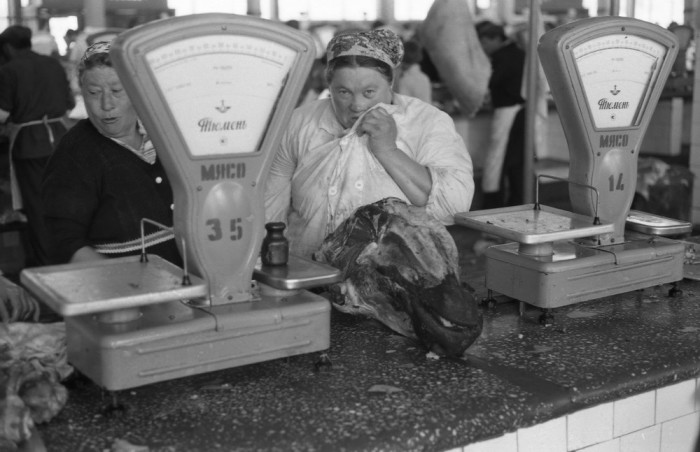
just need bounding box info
[36,228,700,451]
[41,311,552,452]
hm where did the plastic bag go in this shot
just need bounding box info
[421,0,491,117]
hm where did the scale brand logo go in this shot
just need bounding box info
[197,99,246,132]
[198,118,247,132]
[598,98,630,110]
[201,163,246,181]
[600,134,629,148]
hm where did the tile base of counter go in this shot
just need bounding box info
[458,377,700,452]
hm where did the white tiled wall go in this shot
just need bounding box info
[656,379,697,423]
[517,417,567,452]
[568,403,614,450]
[619,425,661,452]
[613,391,655,437]
[454,376,700,452]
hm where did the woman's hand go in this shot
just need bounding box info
[70,246,108,263]
[355,106,432,207]
[356,107,397,155]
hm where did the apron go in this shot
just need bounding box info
[481,104,523,193]
[7,115,66,210]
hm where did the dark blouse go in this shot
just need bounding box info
[42,119,181,265]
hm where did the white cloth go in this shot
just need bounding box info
[481,104,522,193]
[396,64,432,104]
[31,31,59,57]
[265,94,474,258]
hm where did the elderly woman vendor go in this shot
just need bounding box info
[41,42,181,265]
[265,29,474,258]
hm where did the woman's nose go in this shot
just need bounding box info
[101,93,115,110]
[350,97,366,113]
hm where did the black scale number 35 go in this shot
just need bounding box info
[206,218,244,241]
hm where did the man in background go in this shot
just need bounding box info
[0,25,75,267]
[477,22,526,209]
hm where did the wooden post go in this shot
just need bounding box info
[84,0,106,28]
[688,0,700,223]
[247,0,261,17]
[522,0,540,203]
[11,0,22,24]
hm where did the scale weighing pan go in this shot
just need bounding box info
[254,255,341,290]
[455,204,614,244]
[21,255,207,316]
[625,210,692,236]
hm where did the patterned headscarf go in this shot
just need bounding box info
[326,29,404,68]
[81,41,111,64]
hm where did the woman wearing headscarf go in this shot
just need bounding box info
[42,42,181,265]
[265,29,474,258]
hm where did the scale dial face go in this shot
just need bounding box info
[572,34,667,129]
[145,35,297,156]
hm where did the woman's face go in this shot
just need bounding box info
[81,66,138,140]
[328,66,393,129]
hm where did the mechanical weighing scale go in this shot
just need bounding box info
[20,14,341,391]
[456,17,691,317]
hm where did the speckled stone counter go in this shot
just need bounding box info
[34,229,700,452]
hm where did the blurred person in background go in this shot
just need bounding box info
[395,40,432,104]
[0,25,75,267]
[477,22,525,209]
[31,17,60,59]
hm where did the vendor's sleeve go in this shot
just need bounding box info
[0,68,14,113]
[414,111,474,224]
[42,149,99,263]
[264,125,297,224]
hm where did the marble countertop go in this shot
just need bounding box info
[36,229,700,452]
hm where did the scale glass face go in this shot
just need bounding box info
[144,35,297,157]
[572,34,667,130]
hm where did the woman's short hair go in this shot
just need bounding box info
[0,25,32,50]
[325,55,394,86]
[78,42,113,86]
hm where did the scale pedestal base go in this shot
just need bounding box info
[65,291,330,391]
[455,205,688,310]
[484,237,684,309]
[21,254,340,391]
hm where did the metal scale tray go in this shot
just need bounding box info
[454,204,615,244]
[21,254,342,317]
[21,255,208,316]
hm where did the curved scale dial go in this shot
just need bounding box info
[573,34,667,129]
[146,35,297,156]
